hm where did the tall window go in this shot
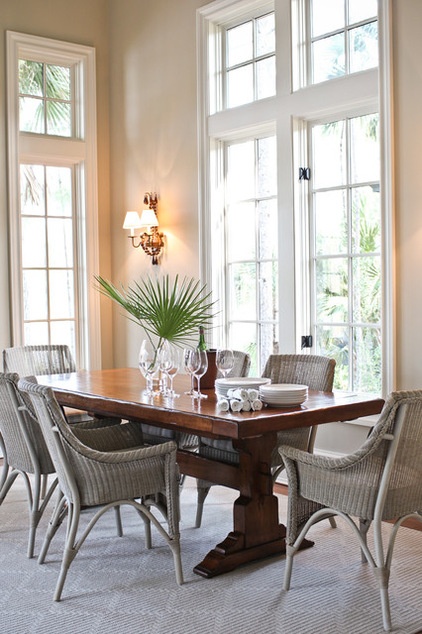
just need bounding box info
[7,31,100,369]
[225,135,278,374]
[198,0,392,396]
[310,113,381,392]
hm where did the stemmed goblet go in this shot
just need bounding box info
[216,348,234,379]
[187,348,208,399]
[159,342,180,398]
[138,339,159,395]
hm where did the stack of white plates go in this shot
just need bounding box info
[259,383,308,407]
[215,377,271,399]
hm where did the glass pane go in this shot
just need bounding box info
[351,186,380,254]
[49,270,75,319]
[316,325,349,390]
[227,141,255,201]
[46,64,71,100]
[21,218,46,267]
[227,21,253,67]
[315,190,347,255]
[23,270,48,320]
[46,101,71,137]
[259,321,279,374]
[312,120,346,188]
[349,22,378,74]
[227,203,255,261]
[47,218,74,267]
[20,165,45,215]
[258,199,278,260]
[352,326,381,392]
[19,96,44,133]
[227,65,254,108]
[50,320,76,361]
[348,0,377,24]
[257,136,276,197]
[353,256,381,324]
[316,258,349,323]
[228,321,257,375]
[24,321,49,344]
[229,262,256,320]
[350,114,379,184]
[256,56,276,100]
[46,166,72,216]
[312,33,345,83]
[256,13,275,56]
[311,0,345,37]
[259,261,278,321]
[19,60,43,96]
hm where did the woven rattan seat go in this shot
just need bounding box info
[279,389,422,632]
[18,377,184,601]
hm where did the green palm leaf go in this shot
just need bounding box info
[95,274,217,347]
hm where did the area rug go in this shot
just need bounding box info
[0,476,421,634]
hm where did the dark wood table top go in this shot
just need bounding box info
[39,367,385,441]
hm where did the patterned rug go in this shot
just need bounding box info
[0,476,421,634]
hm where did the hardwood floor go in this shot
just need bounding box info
[274,482,422,531]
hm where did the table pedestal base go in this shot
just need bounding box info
[193,528,288,577]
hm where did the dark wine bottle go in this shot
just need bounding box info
[198,326,207,351]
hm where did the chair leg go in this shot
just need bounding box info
[114,506,123,537]
[373,518,392,632]
[54,502,80,601]
[0,435,8,492]
[195,484,211,528]
[329,516,337,528]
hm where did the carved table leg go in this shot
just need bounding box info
[193,432,288,577]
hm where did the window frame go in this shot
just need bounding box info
[198,0,394,397]
[6,30,101,369]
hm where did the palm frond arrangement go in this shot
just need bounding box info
[95,274,217,348]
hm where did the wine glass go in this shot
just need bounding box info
[216,348,234,379]
[189,348,208,399]
[183,347,197,395]
[159,342,180,398]
[138,339,159,395]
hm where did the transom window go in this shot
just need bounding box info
[19,59,73,136]
[310,0,378,84]
[224,11,275,109]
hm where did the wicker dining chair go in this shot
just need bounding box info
[0,373,58,558]
[2,344,119,428]
[18,377,183,601]
[279,389,422,633]
[195,353,335,528]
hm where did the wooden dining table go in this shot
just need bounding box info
[38,368,384,578]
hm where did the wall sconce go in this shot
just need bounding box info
[123,192,165,265]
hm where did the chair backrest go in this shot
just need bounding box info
[262,354,335,392]
[219,350,251,379]
[17,377,80,503]
[0,373,54,475]
[3,345,76,377]
[362,389,422,520]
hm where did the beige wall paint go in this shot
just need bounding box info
[107,0,211,368]
[392,0,422,389]
[0,0,114,367]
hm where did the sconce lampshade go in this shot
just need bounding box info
[123,211,142,234]
[139,208,159,227]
